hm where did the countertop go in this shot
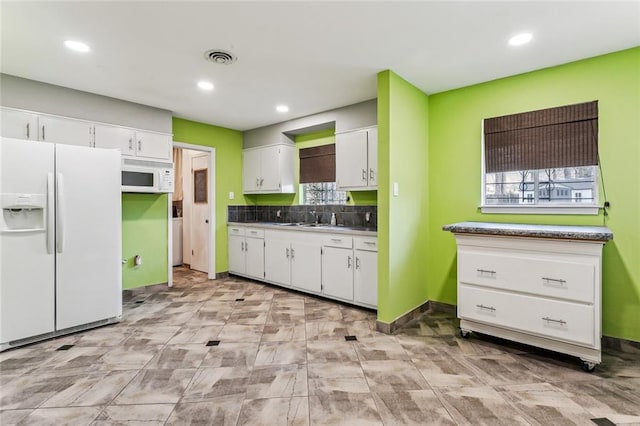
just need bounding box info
[442,221,613,242]
[228,221,377,236]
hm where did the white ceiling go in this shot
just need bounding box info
[1,1,639,131]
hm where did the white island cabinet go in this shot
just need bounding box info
[444,222,613,372]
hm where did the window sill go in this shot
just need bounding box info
[480,205,602,215]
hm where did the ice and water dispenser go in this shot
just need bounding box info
[1,193,46,232]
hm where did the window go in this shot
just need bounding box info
[301,182,346,205]
[299,143,346,205]
[482,101,599,214]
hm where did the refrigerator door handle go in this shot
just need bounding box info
[46,172,55,254]
[56,173,65,253]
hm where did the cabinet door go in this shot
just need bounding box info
[94,123,135,153]
[354,249,377,307]
[291,238,322,294]
[245,237,265,280]
[242,149,262,193]
[265,238,291,286]
[1,108,38,140]
[135,131,171,160]
[228,234,246,275]
[39,115,93,147]
[321,247,354,301]
[260,145,283,192]
[336,131,368,189]
[366,128,378,188]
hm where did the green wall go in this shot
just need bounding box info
[427,47,640,341]
[248,129,377,206]
[377,70,430,324]
[172,117,244,274]
[122,193,169,289]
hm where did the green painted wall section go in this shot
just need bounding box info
[122,193,169,289]
[427,47,640,341]
[377,70,430,324]
[172,117,244,274]
[249,129,378,206]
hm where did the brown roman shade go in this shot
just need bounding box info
[484,101,598,173]
[299,144,336,184]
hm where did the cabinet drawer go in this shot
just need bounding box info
[228,226,246,236]
[458,250,595,304]
[323,235,353,249]
[354,237,377,252]
[246,228,265,239]
[459,284,595,347]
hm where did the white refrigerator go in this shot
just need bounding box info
[0,137,122,350]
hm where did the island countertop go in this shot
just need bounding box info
[442,221,613,242]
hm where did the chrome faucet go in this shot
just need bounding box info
[308,210,319,224]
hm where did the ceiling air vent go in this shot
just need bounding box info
[204,49,236,65]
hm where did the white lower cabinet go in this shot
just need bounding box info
[227,226,265,280]
[322,245,354,302]
[452,232,606,371]
[264,230,322,294]
[321,235,378,308]
[230,225,377,309]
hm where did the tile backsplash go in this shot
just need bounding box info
[228,205,377,229]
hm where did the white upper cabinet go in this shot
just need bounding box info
[39,115,93,147]
[135,130,172,160]
[1,108,38,140]
[242,144,295,194]
[336,127,377,190]
[1,107,171,160]
[93,123,135,153]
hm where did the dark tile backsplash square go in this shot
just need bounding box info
[228,204,377,229]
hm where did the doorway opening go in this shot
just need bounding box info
[168,142,215,286]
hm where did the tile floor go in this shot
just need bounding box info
[1,267,639,425]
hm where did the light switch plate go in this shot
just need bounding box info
[393,182,399,197]
[229,191,235,200]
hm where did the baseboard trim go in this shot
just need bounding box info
[602,335,640,354]
[215,271,230,279]
[376,301,431,334]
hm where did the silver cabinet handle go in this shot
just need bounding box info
[362,169,367,180]
[364,241,376,246]
[260,178,264,186]
[477,269,496,275]
[245,241,248,251]
[331,238,342,243]
[250,230,258,234]
[129,138,133,150]
[291,248,295,259]
[138,139,142,151]
[542,317,566,325]
[256,178,260,188]
[42,125,45,140]
[542,277,567,284]
[347,256,352,268]
[476,304,496,311]
[369,168,374,180]
[355,257,360,269]
[286,248,290,258]
[241,241,244,251]
[26,123,30,139]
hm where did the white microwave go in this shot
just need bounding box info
[121,158,174,193]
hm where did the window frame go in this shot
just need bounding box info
[480,120,602,215]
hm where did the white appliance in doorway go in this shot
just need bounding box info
[0,137,121,351]
[190,153,209,273]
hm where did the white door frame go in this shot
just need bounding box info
[168,141,216,286]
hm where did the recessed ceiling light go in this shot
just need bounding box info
[508,33,533,46]
[197,81,214,91]
[64,40,90,53]
[276,105,289,113]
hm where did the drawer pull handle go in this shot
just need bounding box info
[286,248,290,258]
[331,238,342,243]
[542,317,567,325]
[364,241,376,245]
[476,304,496,312]
[542,277,567,284]
[477,269,496,275]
